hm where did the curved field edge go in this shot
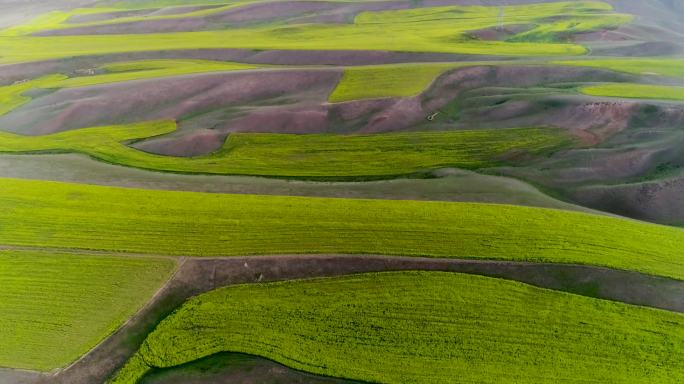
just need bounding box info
[1,177,684,280]
[111,271,684,384]
[138,352,360,384]
[579,83,684,101]
[13,255,683,384]
[0,250,176,372]
[0,121,572,178]
[0,154,597,215]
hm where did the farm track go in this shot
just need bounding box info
[1,250,683,384]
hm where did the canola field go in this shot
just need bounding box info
[0,251,175,371]
[0,121,569,178]
[1,178,684,280]
[112,271,684,384]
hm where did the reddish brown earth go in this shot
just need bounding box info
[3,254,681,384]
[0,69,342,137]
[133,129,228,158]
[572,176,684,224]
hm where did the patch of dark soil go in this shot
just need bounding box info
[0,69,342,136]
[468,24,532,41]
[140,353,360,384]
[133,129,227,158]
[27,255,684,384]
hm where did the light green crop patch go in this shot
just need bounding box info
[112,271,684,383]
[0,121,569,177]
[1,178,684,280]
[580,83,684,101]
[329,63,471,102]
[0,1,633,64]
[554,59,684,78]
[0,251,176,371]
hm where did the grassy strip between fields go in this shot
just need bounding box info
[1,177,684,280]
[112,271,684,384]
[0,1,634,63]
[0,251,176,371]
[580,83,684,101]
[555,59,684,78]
[0,121,569,178]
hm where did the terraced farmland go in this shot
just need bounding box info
[1,177,684,280]
[0,122,569,178]
[2,0,684,383]
[0,1,633,64]
[113,271,684,384]
[0,251,175,371]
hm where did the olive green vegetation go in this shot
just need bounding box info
[2,177,684,280]
[0,121,569,178]
[580,83,684,101]
[112,271,684,384]
[329,63,466,102]
[0,1,632,64]
[0,250,175,371]
[554,58,684,78]
[0,75,67,116]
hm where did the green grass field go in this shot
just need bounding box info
[555,59,684,78]
[0,1,633,64]
[0,251,175,371]
[0,121,569,178]
[1,177,684,280]
[580,83,684,101]
[112,271,684,384]
[328,63,466,102]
